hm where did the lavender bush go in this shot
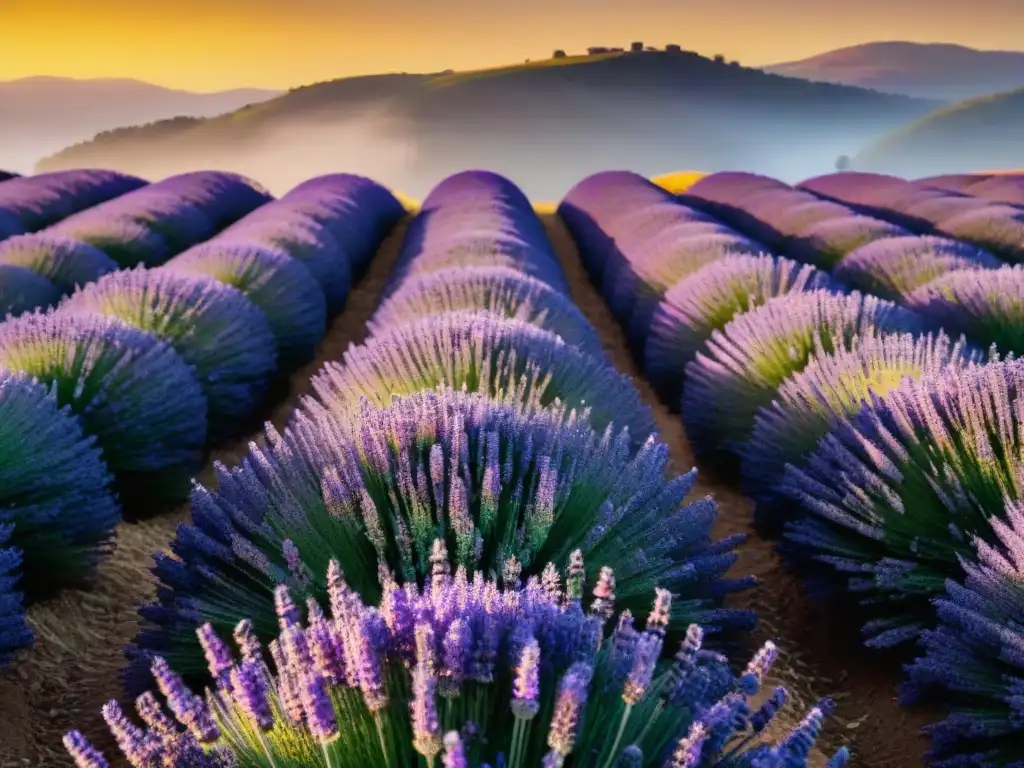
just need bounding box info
[78,553,844,768]
[681,290,923,454]
[902,499,1024,768]
[61,268,278,440]
[47,214,172,269]
[902,195,992,228]
[796,172,910,208]
[963,175,1024,206]
[165,242,328,366]
[127,388,753,688]
[0,523,32,666]
[779,358,1024,647]
[147,171,273,231]
[785,216,909,270]
[939,205,1024,263]
[834,236,1001,302]
[368,267,603,358]
[216,216,352,313]
[0,233,119,296]
[0,169,146,232]
[905,265,1024,354]
[0,310,207,500]
[307,311,656,446]
[0,369,118,591]
[643,255,833,401]
[764,201,853,239]
[0,265,61,318]
[739,331,983,531]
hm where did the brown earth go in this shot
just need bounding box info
[0,211,934,768]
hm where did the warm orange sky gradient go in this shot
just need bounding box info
[5,0,1024,91]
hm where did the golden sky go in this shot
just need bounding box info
[4,0,1024,91]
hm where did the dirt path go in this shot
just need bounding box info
[538,211,934,768]
[0,221,407,768]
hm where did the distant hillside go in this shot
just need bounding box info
[765,42,1024,101]
[37,51,938,199]
[0,77,280,173]
[854,87,1024,176]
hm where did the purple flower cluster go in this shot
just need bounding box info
[77,552,843,767]
[938,205,1024,263]
[786,216,910,270]
[0,234,118,302]
[834,235,1001,302]
[0,369,118,597]
[681,290,922,454]
[0,169,146,236]
[0,523,34,667]
[60,267,278,440]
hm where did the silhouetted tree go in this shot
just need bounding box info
[553,49,567,58]
[666,44,682,53]
[713,54,726,64]
[631,41,644,52]
[835,155,852,171]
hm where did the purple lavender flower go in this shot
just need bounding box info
[786,215,910,270]
[512,636,541,719]
[63,731,111,768]
[47,212,172,268]
[164,240,327,366]
[939,204,1024,263]
[230,659,274,731]
[905,264,1024,355]
[61,267,277,440]
[682,289,923,454]
[547,662,593,756]
[903,499,1024,767]
[903,194,992,227]
[739,331,982,530]
[216,212,352,312]
[0,233,118,297]
[442,730,469,768]
[780,358,1024,646]
[0,370,118,592]
[301,668,339,743]
[835,235,1001,301]
[411,661,443,758]
[0,169,145,232]
[0,310,206,499]
[369,266,603,358]
[797,171,911,208]
[196,623,234,685]
[308,310,656,447]
[643,253,833,400]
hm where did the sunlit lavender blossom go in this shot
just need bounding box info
[0,169,145,232]
[780,358,1024,647]
[643,254,833,400]
[165,240,327,366]
[61,267,278,439]
[128,388,753,689]
[834,236,1001,301]
[739,331,984,531]
[0,233,118,296]
[905,264,1024,355]
[681,290,922,454]
[939,205,1024,263]
[78,554,847,767]
[307,310,656,446]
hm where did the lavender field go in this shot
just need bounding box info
[1,166,1023,768]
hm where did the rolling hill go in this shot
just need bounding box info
[36,51,939,200]
[854,86,1024,177]
[0,77,280,174]
[764,42,1024,101]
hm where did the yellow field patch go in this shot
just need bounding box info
[651,170,707,194]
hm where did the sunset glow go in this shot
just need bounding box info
[4,0,1024,91]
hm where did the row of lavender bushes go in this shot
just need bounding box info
[63,170,849,767]
[0,172,404,672]
[560,167,1024,767]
